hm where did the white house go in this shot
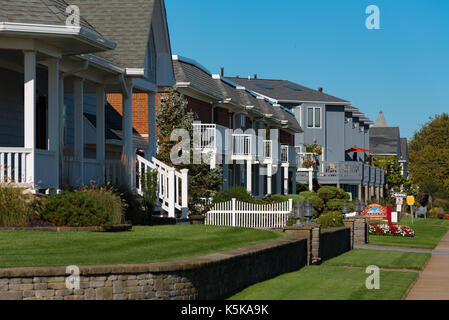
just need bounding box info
[0,0,188,218]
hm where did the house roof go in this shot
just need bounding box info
[173,56,302,133]
[226,77,350,104]
[370,127,401,156]
[375,111,388,127]
[399,138,408,162]
[0,0,95,30]
[84,103,147,147]
[68,0,156,69]
[0,0,116,53]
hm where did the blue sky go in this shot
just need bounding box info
[165,0,449,139]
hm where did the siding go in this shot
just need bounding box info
[325,105,345,162]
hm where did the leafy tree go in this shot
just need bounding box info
[373,156,407,199]
[409,113,449,196]
[156,88,223,216]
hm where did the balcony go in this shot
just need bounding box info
[262,140,273,163]
[193,123,227,153]
[296,152,316,170]
[319,161,363,184]
[232,134,254,160]
[281,145,297,166]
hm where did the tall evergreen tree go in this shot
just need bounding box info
[156,88,223,216]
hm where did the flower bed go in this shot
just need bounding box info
[369,224,415,238]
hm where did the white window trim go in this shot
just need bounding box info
[307,107,322,129]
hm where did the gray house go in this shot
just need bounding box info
[227,77,385,201]
[370,112,409,179]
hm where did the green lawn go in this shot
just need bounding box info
[323,249,431,270]
[370,218,449,249]
[229,266,417,300]
[230,248,426,300]
[0,225,287,268]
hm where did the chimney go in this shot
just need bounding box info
[254,74,257,79]
[221,67,224,77]
[318,87,323,93]
[236,75,239,78]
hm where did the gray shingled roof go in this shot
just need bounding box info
[399,138,408,162]
[370,127,401,156]
[68,0,155,69]
[0,0,97,30]
[174,57,302,133]
[226,77,350,104]
[84,103,147,147]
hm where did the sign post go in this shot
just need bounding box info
[407,196,415,225]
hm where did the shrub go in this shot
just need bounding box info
[117,187,150,226]
[325,199,354,212]
[0,184,35,227]
[140,169,158,213]
[286,215,298,227]
[39,189,124,228]
[213,186,255,204]
[299,191,325,216]
[80,186,125,225]
[296,182,309,194]
[434,198,449,212]
[317,186,349,201]
[318,212,344,229]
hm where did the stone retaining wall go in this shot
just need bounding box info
[0,236,308,300]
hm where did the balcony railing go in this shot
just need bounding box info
[192,123,227,152]
[281,145,288,163]
[232,134,253,158]
[263,140,272,160]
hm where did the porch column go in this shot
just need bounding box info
[147,91,157,159]
[308,169,313,191]
[73,77,84,186]
[267,164,272,195]
[365,185,369,203]
[246,160,252,193]
[96,84,105,185]
[358,184,362,201]
[58,75,65,187]
[24,51,36,188]
[122,80,135,190]
[47,59,60,190]
[283,165,289,195]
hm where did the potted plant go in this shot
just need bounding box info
[303,159,316,169]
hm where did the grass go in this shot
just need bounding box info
[323,249,431,270]
[229,266,418,300]
[370,218,449,249]
[230,249,428,300]
[0,225,287,268]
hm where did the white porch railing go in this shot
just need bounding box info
[192,123,227,151]
[0,148,32,187]
[136,155,188,219]
[232,134,253,158]
[263,140,272,160]
[206,198,293,229]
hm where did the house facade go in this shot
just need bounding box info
[168,56,302,197]
[370,111,409,180]
[0,0,188,218]
[227,77,386,202]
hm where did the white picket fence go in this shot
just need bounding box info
[206,198,294,229]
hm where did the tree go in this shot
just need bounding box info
[409,113,449,196]
[373,156,408,199]
[156,88,223,216]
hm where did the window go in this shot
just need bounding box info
[284,85,301,91]
[307,107,321,128]
[256,84,273,89]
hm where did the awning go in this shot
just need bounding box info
[345,147,371,153]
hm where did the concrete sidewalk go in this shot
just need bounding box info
[406,231,449,300]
